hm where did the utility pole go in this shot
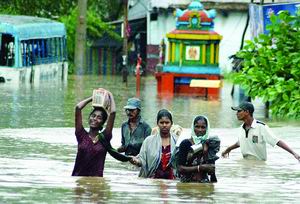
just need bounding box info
[122,0,128,83]
[74,0,87,74]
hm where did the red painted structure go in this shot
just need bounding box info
[155,72,220,98]
[155,0,222,99]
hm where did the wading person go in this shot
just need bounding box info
[176,115,220,183]
[117,98,152,156]
[151,124,183,139]
[72,88,116,177]
[222,102,300,161]
[130,109,177,179]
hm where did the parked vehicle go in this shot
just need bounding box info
[0,15,68,84]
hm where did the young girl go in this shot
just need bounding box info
[72,88,116,177]
[130,109,177,179]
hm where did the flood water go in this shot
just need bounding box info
[0,75,299,203]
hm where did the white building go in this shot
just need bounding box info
[126,0,299,73]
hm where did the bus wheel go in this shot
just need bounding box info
[0,77,5,83]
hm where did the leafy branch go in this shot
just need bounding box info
[232,11,300,118]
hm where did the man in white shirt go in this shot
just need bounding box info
[222,102,300,161]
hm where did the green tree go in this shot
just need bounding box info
[232,11,300,118]
[0,0,123,21]
[0,0,76,18]
[59,7,121,73]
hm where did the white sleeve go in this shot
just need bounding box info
[262,125,280,147]
[237,127,242,146]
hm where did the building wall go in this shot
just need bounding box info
[150,12,175,45]
[214,11,250,73]
[86,47,117,75]
[147,12,176,73]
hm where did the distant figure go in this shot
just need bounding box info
[134,53,143,76]
[117,98,152,156]
[72,88,116,177]
[130,109,177,179]
[137,53,142,67]
[222,102,300,161]
[159,39,165,65]
[176,115,220,183]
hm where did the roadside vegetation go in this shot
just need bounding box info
[230,11,300,118]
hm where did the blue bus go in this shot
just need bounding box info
[0,15,68,84]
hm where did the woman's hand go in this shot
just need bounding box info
[130,156,141,166]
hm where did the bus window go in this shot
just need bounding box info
[7,42,15,66]
[0,34,14,67]
[21,41,31,67]
[46,38,51,61]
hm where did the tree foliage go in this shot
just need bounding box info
[59,7,121,71]
[232,11,300,118]
[0,0,76,19]
[0,0,123,20]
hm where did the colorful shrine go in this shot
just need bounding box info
[155,0,222,98]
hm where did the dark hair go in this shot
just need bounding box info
[89,107,108,124]
[156,109,173,124]
[193,116,207,126]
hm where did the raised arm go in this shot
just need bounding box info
[277,140,300,162]
[75,96,92,131]
[103,91,116,136]
[221,142,240,158]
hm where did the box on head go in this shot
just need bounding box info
[92,88,111,113]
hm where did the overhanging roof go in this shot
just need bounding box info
[0,15,66,40]
[93,18,146,47]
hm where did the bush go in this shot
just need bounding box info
[232,11,300,118]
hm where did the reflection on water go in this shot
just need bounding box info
[176,182,215,202]
[0,127,299,203]
[75,177,111,203]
